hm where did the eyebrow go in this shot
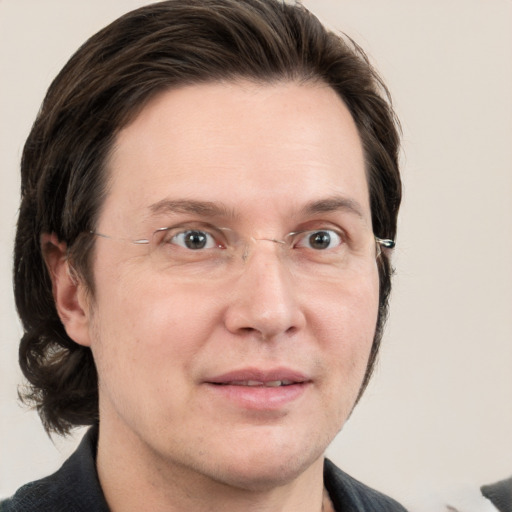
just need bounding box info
[147,195,366,221]
[300,196,366,219]
[148,199,238,219]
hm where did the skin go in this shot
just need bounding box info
[45,80,380,512]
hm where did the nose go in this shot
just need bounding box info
[223,240,306,340]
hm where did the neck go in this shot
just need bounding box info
[96,417,329,512]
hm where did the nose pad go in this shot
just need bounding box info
[224,240,305,340]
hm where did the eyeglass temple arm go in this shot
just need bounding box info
[89,231,150,245]
[375,237,395,249]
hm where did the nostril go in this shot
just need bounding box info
[234,324,298,341]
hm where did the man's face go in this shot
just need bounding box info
[80,81,379,489]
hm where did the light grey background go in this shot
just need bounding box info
[1,1,511,509]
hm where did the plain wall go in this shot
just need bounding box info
[1,1,511,509]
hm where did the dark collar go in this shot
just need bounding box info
[324,458,408,511]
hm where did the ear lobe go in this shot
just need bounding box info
[41,233,92,347]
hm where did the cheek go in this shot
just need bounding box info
[312,272,379,384]
[91,269,222,372]
[87,284,199,424]
[314,266,379,338]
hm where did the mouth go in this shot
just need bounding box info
[206,367,309,386]
[204,368,310,410]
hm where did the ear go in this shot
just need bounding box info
[41,233,92,347]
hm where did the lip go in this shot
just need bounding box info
[204,367,311,410]
[206,367,310,385]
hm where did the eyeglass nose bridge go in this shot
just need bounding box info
[241,236,288,262]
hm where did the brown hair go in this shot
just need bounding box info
[14,0,401,434]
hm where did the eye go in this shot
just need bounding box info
[169,229,218,250]
[295,229,343,250]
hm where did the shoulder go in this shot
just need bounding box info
[324,458,408,512]
[0,426,108,512]
[0,474,79,512]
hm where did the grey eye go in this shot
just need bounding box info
[297,230,342,250]
[171,230,216,250]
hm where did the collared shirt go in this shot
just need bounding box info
[1,426,407,511]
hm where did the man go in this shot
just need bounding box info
[1,1,404,510]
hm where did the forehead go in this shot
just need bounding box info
[103,80,369,229]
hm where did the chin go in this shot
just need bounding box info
[216,457,316,492]
[209,416,342,491]
[204,437,325,492]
